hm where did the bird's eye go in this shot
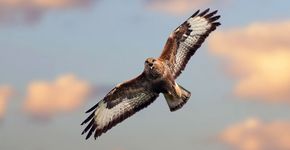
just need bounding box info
[152,59,156,62]
[145,60,149,63]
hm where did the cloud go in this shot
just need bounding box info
[0,86,13,119]
[220,118,290,150]
[0,0,95,25]
[23,74,92,119]
[208,21,290,102]
[144,0,222,15]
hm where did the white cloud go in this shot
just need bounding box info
[208,21,290,102]
[0,0,95,24]
[0,86,13,119]
[221,118,290,150]
[145,0,211,15]
[23,74,92,119]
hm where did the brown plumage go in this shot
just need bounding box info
[81,8,221,139]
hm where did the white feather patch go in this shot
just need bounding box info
[187,17,211,35]
[93,93,151,130]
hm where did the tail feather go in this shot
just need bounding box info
[164,84,191,112]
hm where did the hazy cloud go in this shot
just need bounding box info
[208,21,290,102]
[221,118,290,150]
[23,74,92,119]
[0,0,95,25]
[0,86,13,119]
[144,0,226,15]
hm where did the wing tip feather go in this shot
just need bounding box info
[85,103,99,113]
[209,15,221,22]
[81,111,95,125]
[85,124,97,139]
[198,8,210,16]
[202,9,221,28]
[191,9,200,17]
[214,22,221,26]
[205,10,218,19]
[189,8,221,28]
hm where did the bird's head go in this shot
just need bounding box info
[144,58,164,78]
[145,58,156,69]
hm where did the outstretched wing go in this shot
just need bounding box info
[159,9,221,79]
[81,74,159,139]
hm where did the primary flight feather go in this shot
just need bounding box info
[81,8,221,139]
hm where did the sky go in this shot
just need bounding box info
[0,0,290,150]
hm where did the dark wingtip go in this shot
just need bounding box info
[215,15,221,20]
[213,22,221,26]
[191,9,200,17]
[81,118,95,138]
[85,103,98,113]
[205,10,218,18]
[81,119,87,125]
[85,124,97,140]
[205,8,210,12]
[81,111,95,125]
[209,16,221,23]
[213,10,218,14]
[199,8,210,16]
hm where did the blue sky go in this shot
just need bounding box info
[1,0,290,150]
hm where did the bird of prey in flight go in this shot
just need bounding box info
[81,8,220,139]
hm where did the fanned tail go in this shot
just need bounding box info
[164,84,191,112]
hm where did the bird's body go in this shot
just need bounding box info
[144,57,191,111]
[144,58,174,93]
[81,8,221,139]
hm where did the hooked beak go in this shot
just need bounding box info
[148,63,154,69]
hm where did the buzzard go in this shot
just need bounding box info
[81,8,220,139]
